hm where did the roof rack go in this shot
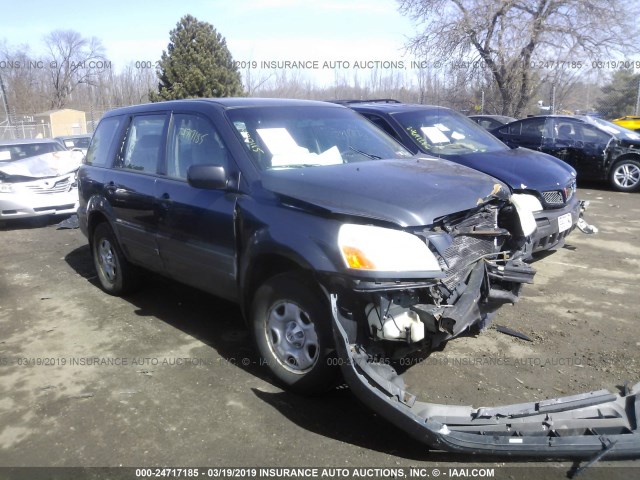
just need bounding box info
[328,99,401,105]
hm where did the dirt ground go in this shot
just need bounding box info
[0,184,639,480]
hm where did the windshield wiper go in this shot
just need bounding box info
[271,163,324,169]
[348,146,382,160]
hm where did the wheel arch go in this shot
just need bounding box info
[240,252,320,324]
[610,152,640,168]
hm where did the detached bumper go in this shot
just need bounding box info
[331,297,640,458]
[531,196,580,252]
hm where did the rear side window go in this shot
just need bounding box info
[117,115,167,173]
[499,123,521,135]
[85,116,123,167]
[166,114,229,179]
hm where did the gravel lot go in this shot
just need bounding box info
[0,184,639,479]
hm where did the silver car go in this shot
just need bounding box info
[0,139,82,220]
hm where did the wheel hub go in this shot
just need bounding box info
[265,301,319,373]
[614,164,640,188]
[98,239,116,282]
[285,322,305,348]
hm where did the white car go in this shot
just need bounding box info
[0,139,82,220]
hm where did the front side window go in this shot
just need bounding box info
[391,109,508,156]
[166,114,228,179]
[226,106,412,171]
[362,114,402,141]
[117,115,167,173]
[550,118,612,145]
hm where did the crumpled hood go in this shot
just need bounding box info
[0,151,83,180]
[444,147,576,191]
[261,157,508,227]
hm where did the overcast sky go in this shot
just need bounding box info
[1,0,417,83]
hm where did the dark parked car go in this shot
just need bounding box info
[491,115,640,192]
[55,134,93,155]
[78,98,535,389]
[335,101,580,253]
[77,98,640,459]
[468,114,517,130]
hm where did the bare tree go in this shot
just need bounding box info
[397,0,640,116]
[44,30,107,109]
[0,42,50,115]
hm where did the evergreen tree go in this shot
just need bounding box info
[150,15,243,101]
[596,70,640,119]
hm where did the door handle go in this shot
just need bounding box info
[157,193,171,216]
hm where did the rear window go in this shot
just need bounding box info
[85,116,124,167]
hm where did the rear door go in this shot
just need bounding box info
[107,113,168,272]
[155,112,239,301]
[498,117,546,150]
[543,118,611,179]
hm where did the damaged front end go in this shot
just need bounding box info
[334,198,535,359]
[328,199,640,459]
[0,151,82,219]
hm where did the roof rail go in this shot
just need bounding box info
[328,99,401,105]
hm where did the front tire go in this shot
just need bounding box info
[251,272,339,395]
[609,159,640,192]
[91,222,139,295]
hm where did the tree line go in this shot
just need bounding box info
[1,5,639,131]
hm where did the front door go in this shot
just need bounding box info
[155,113,239,301]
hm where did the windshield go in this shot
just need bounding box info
[582,116,640,142]
[0,142,65,162]
[393,109,509,155]
[226,106,413,170]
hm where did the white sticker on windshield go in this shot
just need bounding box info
[0,151,11,161]
[434,123,450,132]
[421,126,449,144]
[451,131,465,140]
[64,140,75,148]
[256,128,301,154]
[257,128,343,168]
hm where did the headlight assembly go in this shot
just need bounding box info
[510,193,541,237]
[338,223,441,273]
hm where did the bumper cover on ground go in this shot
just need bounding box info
[331,296,640,459]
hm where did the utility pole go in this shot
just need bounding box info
[0,72,13,139]
[635,80,640,116]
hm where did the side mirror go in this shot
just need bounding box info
[187,165,228,190]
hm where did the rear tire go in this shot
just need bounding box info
[91,222,139,295]
[251,272,339,395]
[609,159,640,192]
